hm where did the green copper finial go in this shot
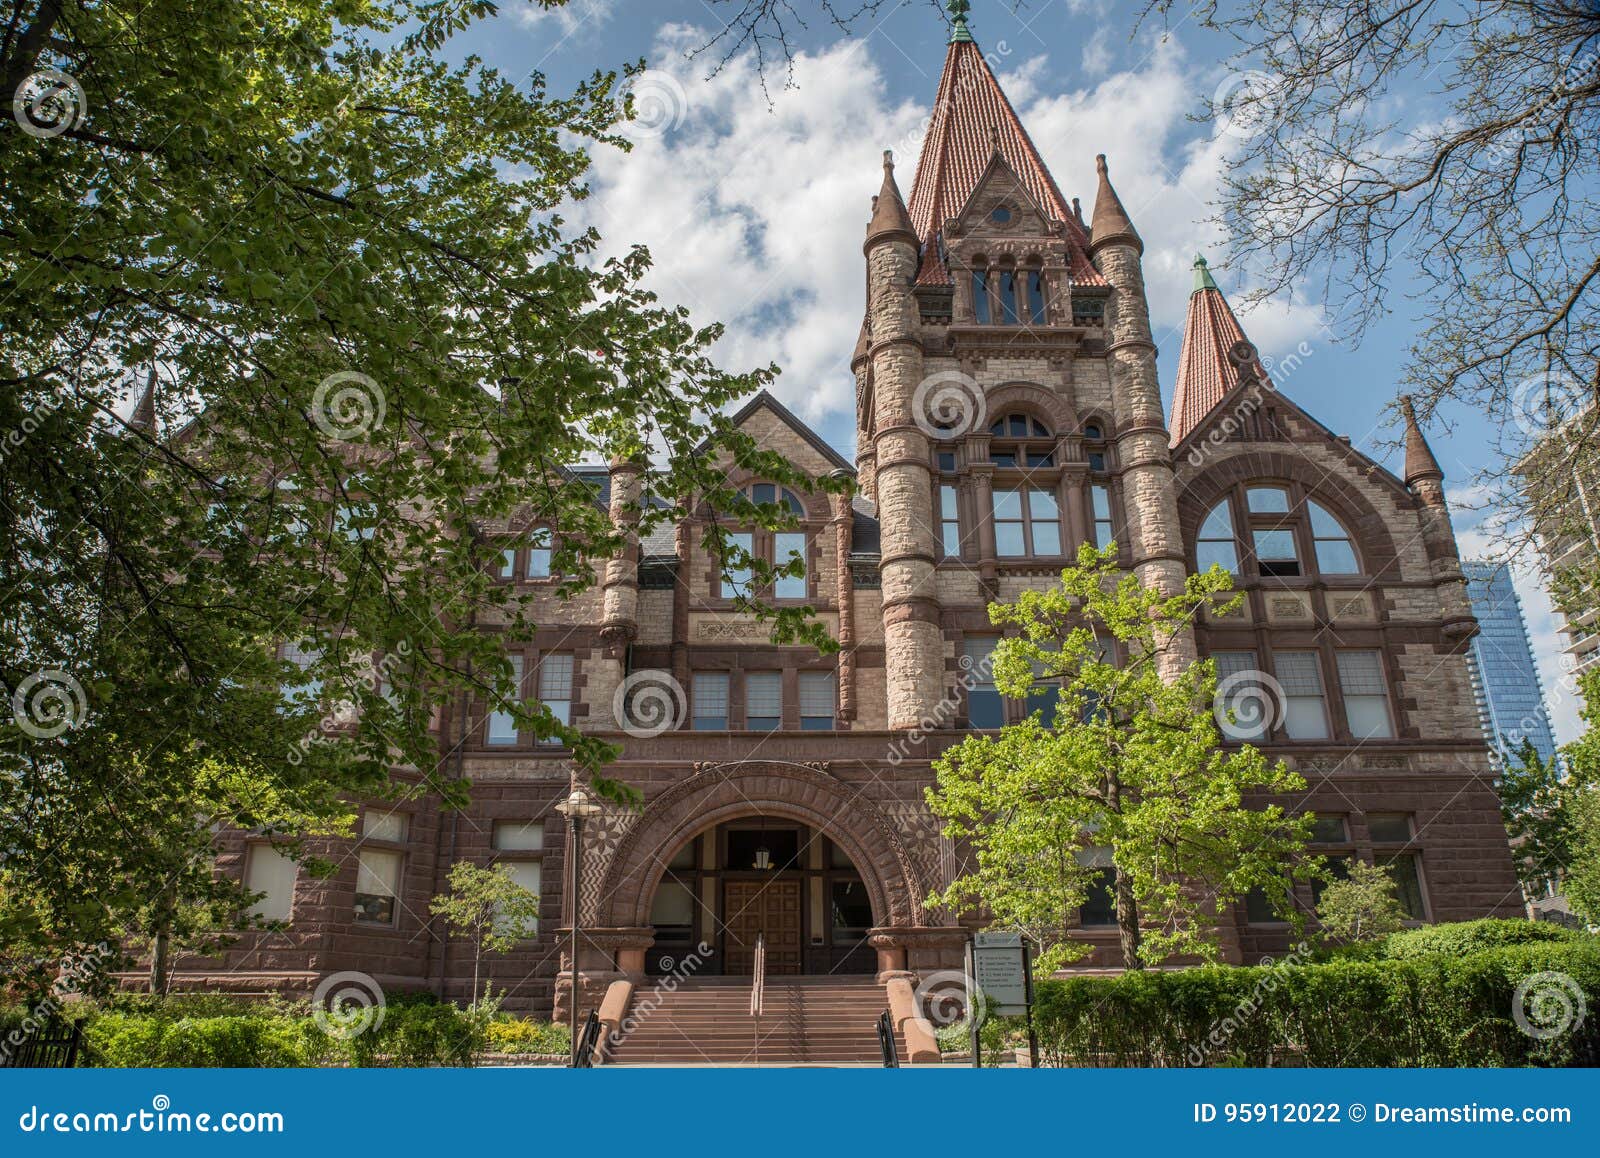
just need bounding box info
[1192,253,1218,292]
[947,0,974,43]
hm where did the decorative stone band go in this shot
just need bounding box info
[865,335,925,357]
[872,448,938,472]
[881,597,942,626]
[877,547,939,569]
[1104,337,1160,357]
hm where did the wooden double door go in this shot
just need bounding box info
[722,878,802,975]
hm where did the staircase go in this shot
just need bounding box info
[605,976,903,1065]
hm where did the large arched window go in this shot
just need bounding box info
[720,483,810,600]
[971,259,1048,326]
[1194,486,1362,578]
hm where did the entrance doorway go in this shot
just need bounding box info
[645,819,875,976]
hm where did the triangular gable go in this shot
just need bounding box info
[696,390,855,477]
[951,150,1056,240]
[1172,376,1411,498]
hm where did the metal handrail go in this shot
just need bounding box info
[876,1010,900,1068]
[573,1009,601,1068]
[749,933,766,1017]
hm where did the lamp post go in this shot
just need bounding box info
[555,786,602,1067]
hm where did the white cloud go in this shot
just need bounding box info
[511,0,614,38]
[570,28,926,439]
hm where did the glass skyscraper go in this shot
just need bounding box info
[1463,561,1559,765]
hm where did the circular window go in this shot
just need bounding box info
[990,206,1012,224]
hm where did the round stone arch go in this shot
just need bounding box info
[984,381,1079,436]
[598,761,924,930]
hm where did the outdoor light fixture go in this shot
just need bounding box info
[555,786,603,1066]
[753,845,772,870]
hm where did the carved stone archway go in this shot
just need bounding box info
[596,760,925,931]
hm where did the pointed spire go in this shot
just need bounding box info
[1170,260,1271,446]
[1400,395,1445,488]
[865,149,917,251]
[1089,154,1142,255]
[904,30,1102,286]
[128,370,157,434]
[851,316,872,366]
[947,0,974,43]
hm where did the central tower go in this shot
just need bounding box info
[853,7,1191,730]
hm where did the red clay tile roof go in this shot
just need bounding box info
[905,39,1103,287]
[1170,256,1273,446]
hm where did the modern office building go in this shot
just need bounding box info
[1463,561,1559,764]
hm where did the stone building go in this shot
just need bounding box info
[190,12,1521,1039]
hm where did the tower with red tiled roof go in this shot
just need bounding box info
[1170,254,1274,446]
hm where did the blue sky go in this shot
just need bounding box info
[457,0,1576,738]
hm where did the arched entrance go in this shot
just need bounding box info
[645,818,877,976]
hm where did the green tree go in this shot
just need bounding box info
[927,546,1315,971]
[0,1,839,983]
[1313,860,1409,945]
[431,861,541,1007]
[1495,736,1576,906]
[1550,669,1600,926]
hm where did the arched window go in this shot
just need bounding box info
[972,267,991,324]
[998,269,1020,323]
[1025,268,1047,324]
[719,484,810,601]
[1196,499,1237,573]
[1193,485,1363,578]
[988,413,1054,467]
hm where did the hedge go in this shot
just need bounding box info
[1033,940,1599,1067]
[1382,919,1582,961]
[2,997,565,1068]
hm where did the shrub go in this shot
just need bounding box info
[1033,940,1600,1067]
[84,1012,335,1068]
[344,998,487,1067]
[1383,918,1584,960]
[484,1017,569,1056]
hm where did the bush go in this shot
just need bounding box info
[1033,940,1600,1067]
[484,1017,569,1056]
[1383,918,1584,960]
[344,998,487,1067]
[84,1012,336,1068]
